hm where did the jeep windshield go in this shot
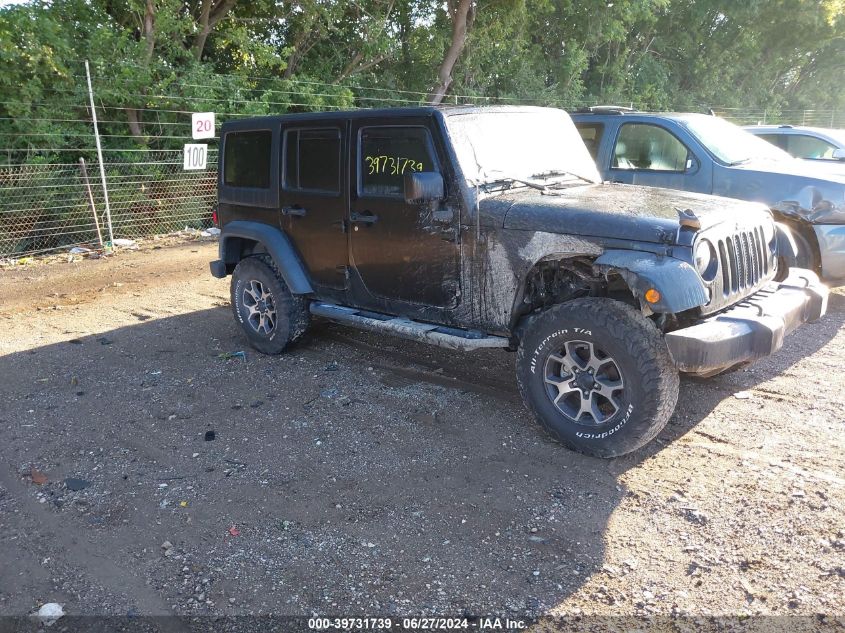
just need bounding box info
[445,109,602,189]
[681,115,794,166]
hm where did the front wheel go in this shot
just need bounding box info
[516,298,679,458]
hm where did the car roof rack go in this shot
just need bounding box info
[572,105,638,115]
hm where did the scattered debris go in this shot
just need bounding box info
[112,238,138,249]
[34,602,64,627]
[204,430,216,441]
[201,228,221,237]
[681,507,709,525]
[733,391,753,400]
[64,478,90,491]
[218,351,246,361]
[739,578,756,598]
[30,467,48,485]
[228,526,240,537]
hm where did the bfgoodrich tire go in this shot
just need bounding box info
[516,298,679,458]
[230,255,309,355]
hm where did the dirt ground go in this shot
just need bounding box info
[1,240,844,630]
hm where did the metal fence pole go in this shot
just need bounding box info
[78,157,104,249]
[84,60,115,250]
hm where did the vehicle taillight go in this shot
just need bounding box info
[212,207,218,226]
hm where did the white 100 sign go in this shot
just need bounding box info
[183,144,207,170]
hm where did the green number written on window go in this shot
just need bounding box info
[365,155,424,175]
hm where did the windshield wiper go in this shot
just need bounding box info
[531,169,595,185]
[476,174,549,192]
[728,158,752,166]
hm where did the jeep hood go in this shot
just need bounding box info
[496,183,772,244]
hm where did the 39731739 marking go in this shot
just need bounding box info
[308,617,394,630]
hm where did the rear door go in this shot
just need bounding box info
[348,119,460,308]
[279,123,348,290]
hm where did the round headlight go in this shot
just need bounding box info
[694,239,717,281]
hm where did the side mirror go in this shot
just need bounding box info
[832,148,845,161]
[404,172,444,204]
[685,155,699,172]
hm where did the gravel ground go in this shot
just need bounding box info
[0,240,843,630]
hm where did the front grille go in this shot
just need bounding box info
[702,224,775,314]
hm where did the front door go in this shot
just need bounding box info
[279,123,348,289]
[608,122,710,193]
[349,121,460,308]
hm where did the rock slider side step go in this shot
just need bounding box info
[309,302,510,351]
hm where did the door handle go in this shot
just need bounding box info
[350,211,379,225]
[281,205,307,217]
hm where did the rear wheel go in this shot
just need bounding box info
[230,255,309,355]
[516,298,679,458]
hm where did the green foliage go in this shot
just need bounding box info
[1,0,843,159]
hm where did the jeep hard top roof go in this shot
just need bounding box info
[221,105,556,130]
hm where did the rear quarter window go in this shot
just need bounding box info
[576,123,604,159]
[224,130,272,188]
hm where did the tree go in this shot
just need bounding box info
[427,0,476,104]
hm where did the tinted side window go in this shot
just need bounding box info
[757,133,788,150]
[224,131,271,188]
[613,123,689,171]
[360,127,436,196]
[787,134,837,160]
[284,128,341,193]
[576,123,604,159]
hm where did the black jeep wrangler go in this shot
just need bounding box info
[211,106,828,458]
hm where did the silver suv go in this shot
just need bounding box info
[744,125,845,164]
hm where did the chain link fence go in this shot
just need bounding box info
[714,108,845,128]
[1,151,217,258]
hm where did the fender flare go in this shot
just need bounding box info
[218,220,313,295]
[774,221,800,269]
[593,250,707,314]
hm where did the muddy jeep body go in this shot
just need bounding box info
[211,106,828,457]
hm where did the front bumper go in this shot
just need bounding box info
[665,269,828,374]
